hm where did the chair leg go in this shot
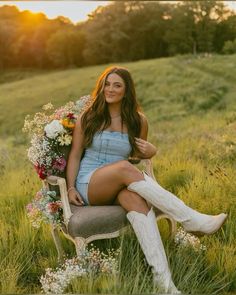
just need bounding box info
[156,214,177,238]
[166,216,177,238]
[74,237,87,256]
[50,225,64,261]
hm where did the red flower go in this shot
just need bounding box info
[67,113,75,120]
[47,202,61,213]
[34,164,47,179]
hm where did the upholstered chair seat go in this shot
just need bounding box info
[68,205,128,239]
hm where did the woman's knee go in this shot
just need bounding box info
[116,160,142,179]
[117,160,132,171]
[116,188,150,214]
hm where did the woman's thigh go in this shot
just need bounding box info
[87,160,144,205]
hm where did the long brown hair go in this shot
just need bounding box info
[81,66,143,156]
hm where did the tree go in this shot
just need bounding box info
[46,28,86,67]
[0,6,21,68]
[223,39,236,54]
[214,14,236,52]
[164,2,197,55]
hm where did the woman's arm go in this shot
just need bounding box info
[66,115,85,205]
[133,113,157,159]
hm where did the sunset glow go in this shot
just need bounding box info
[0,1,110,23]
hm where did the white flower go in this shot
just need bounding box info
[57,134,72,146]
[40,247,120,294]
[42,103,54,111]
[44,120,65,139]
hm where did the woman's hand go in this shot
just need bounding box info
[68,188,85,206]
[135,137,157,159]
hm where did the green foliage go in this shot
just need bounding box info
[46,28,86,67]
[223,38,236,54]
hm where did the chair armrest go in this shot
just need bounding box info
[45,176,73,226]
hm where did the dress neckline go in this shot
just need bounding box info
[97,130,129,136]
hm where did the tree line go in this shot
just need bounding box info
[0,1,236,69]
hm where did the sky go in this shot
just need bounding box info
[0,1,235,24]
[0,1,110,24]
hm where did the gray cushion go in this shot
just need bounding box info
[68,205,128,239]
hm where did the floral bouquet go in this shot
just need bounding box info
[26,188,63,228]
[23,95,91,180]
[24,95,91,228]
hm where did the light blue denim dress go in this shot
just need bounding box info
[76,130,132,205]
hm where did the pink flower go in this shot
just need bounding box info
[52,157,66,172]
[26,203,33,212]
[54,109,64,119]
[35,191,43,200]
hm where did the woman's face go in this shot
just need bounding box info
[103,73,126,104]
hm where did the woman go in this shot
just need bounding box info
[66,66,227,294]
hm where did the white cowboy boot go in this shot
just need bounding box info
[127,172,227,236]
[127,208,181,294]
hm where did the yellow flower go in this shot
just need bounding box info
[61,118,75,129]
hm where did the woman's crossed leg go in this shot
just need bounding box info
[87,160,150,215]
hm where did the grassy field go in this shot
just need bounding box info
[0,54,235,294]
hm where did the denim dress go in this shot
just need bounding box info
[76,130,132,205]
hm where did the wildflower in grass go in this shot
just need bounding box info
[174,227,207,252]
[40,246,120,294]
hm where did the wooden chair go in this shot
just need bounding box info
[43,159,177,260]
